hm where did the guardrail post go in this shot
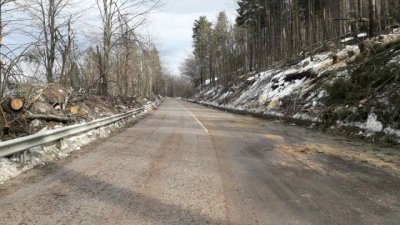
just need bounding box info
[56,138,64,150]
[19,150,27,165]
[138,109,144,114]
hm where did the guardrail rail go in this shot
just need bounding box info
[0,100,161,164]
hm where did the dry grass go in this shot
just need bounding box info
[280,142,400,172]
[264,134,285,142]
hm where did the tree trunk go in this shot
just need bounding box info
[369,0,376,37]
[27,113,74,123]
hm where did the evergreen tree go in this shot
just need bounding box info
[192,16,212,87]
[184,1,400,88]
[214,11,232,82]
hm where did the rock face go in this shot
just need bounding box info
[193,33,400,144]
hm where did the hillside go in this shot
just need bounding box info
[192,31,400,144]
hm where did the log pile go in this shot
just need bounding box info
[0,83,147,141]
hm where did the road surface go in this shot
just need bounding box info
[0,99,399,225]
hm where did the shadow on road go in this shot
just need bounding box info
[54,165,230,225]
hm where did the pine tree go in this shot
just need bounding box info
[214,12,231,83]
[184,1,400,88]
[192,16,212,87]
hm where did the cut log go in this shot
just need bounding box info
[69,106,79,114]
[1,98,24,113]
[10,99,24,111]
[29,102,55,114]
[27,113,74,123]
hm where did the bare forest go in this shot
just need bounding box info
[0,0,175,99]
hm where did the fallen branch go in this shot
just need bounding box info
[27,113,74,123]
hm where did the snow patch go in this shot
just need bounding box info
[293,113,321,122]
[205,77,219,85]
[0,158,22,183]
[384,127,400,138]
[388,54,400,65]
[318,90,327,99]
[337,113,384,134]
[365,113,384,132]
[247,75,257,81]
[232,45,360,109]
[358,33,368,38]
[340,33,367,43]
[341,37,354,43]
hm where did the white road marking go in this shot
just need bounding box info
[178,102,209,133]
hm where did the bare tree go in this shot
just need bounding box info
[57,16,76,85]
[18,0,81,83]
[0,0,15,97]
[0,0,32,98]
[95,0,160,95]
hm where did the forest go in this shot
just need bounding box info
[182,0,400,87]
[0,0,177,99]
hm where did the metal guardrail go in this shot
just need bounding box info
[0,100,160,161]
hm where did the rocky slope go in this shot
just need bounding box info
[192,31,400,144]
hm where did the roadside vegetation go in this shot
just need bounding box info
[0,0,192,140]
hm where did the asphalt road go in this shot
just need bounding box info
[0,99,399,225]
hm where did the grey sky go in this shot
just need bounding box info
[147,0,238,75]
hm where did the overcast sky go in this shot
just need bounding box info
[4,0,238,76]
[147,0,238,75]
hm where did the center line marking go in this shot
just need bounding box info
[178,102,209,133]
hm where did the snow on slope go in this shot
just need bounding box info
[235,46,360,109]
[194,33,400,143]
